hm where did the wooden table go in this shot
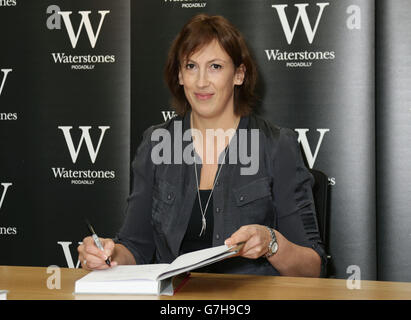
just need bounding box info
[1,265,411,300]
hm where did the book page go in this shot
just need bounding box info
[78,264,169,282]
[157,245,236,280]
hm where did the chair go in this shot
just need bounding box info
[309,168,332,276]
[309,169,328,244]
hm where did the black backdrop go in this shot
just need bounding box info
[0,0,410,282]
[0,0,130,268]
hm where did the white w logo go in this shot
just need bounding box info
[295,128,329,169]
[161,111,176,122]
[58,126,110,164]
[272,2,329,44]
[0,183,12,211]
[58,10,110,49]
[0,69,12,96]
[57,241,82,269]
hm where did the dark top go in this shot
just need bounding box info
[114,111,328,277]
[180,189,214,254]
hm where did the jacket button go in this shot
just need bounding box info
[167,194,172,200]
[216,207,221,213]
[216,234,220,240]
[239,195,245,202]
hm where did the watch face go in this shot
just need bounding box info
[271,241,278,254]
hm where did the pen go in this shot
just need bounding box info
[86,220,111,267]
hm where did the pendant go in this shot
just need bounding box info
[199,216,207,236]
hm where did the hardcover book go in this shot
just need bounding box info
[74,244,242,295]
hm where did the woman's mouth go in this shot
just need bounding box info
[195,93,214,100]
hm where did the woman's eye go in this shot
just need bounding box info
[210,63,222,70]
[185,63,196,70]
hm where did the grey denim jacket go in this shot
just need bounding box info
[115,111,327,277]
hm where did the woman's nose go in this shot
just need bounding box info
[196,69,210,88]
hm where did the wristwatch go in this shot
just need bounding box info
[264,226,278,258]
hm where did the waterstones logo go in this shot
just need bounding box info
[57,241,81,268]
[272,3,330,45]
[46,5,115,70]
[295,128,329,169]
[266,3,362,68]
[266,2,334,68]
[264,49,335,67]
[0,68,17,121]
[164,0,206,9]
[0,182,12,211]
[0,68,11,96]
[295,128,335,186]
[53,126,115,185]
[0,182,17,235]
[161,110,177,122]
[0,0,17,7]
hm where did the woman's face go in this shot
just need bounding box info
[178,40,245,120]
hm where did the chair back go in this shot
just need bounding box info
[309,169,329,250]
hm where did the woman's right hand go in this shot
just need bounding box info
[77,237,117,270]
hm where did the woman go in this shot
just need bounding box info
[78,14,327,277]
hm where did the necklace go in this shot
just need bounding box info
[191,113,240,236]
[194,148,228,236]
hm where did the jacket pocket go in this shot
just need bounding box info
[152,179,176,232]
[233,177,272,206]
[232,177,274,226]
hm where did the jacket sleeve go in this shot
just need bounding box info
[113,126,156,264]
[272,128,328,277]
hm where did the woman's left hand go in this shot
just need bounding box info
[224,224,272,259]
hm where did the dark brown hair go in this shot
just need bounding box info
[164,14,257,117]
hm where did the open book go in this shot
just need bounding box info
[74,243,242,296]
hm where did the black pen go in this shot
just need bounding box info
[86,220,111,267]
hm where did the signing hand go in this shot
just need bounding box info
[77,237,117,270]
